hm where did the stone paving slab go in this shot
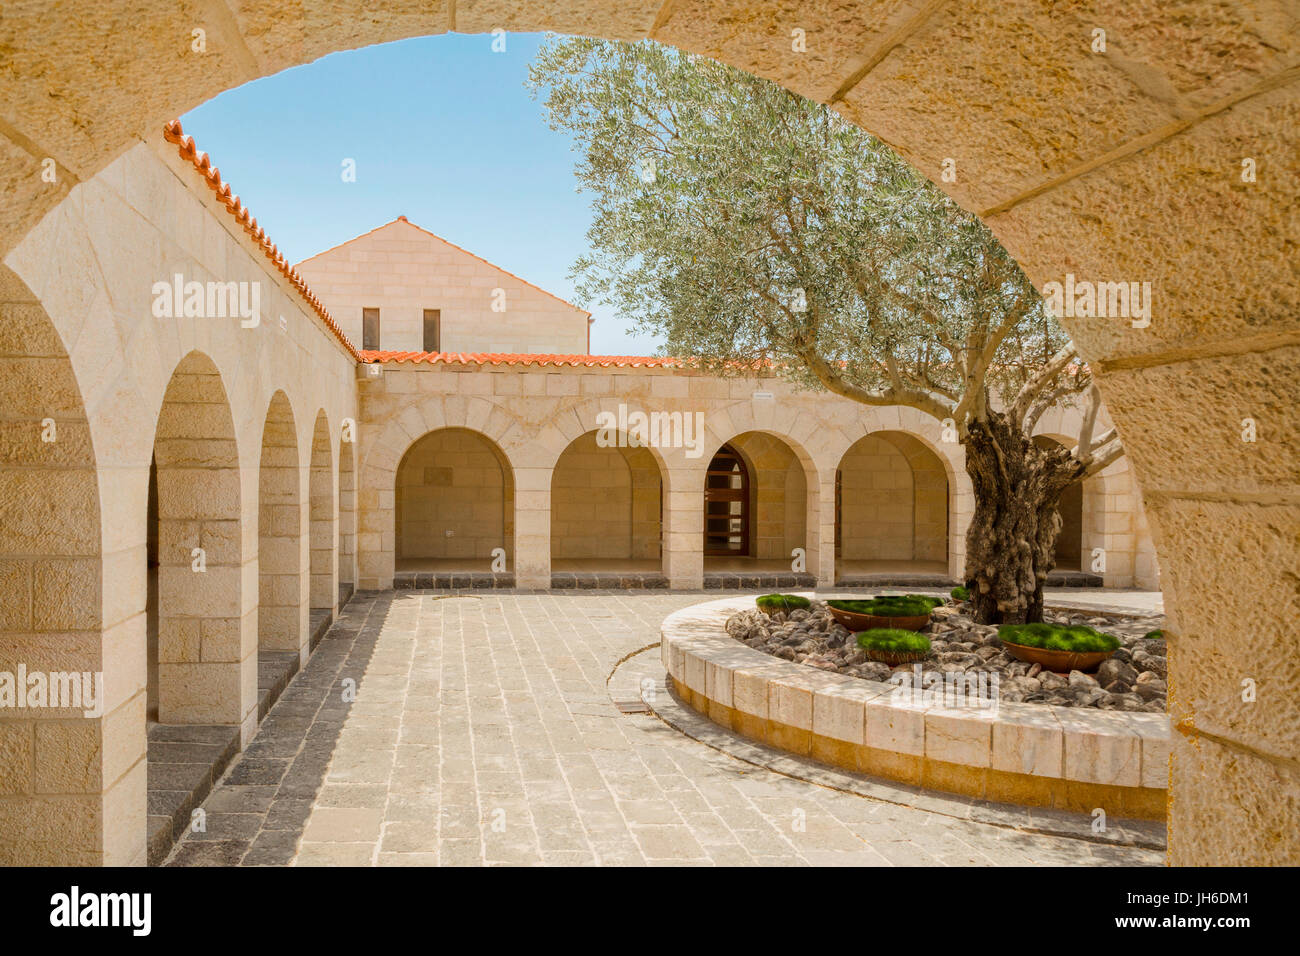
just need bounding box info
[168,590,1165,867]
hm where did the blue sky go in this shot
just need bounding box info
[181,32,657,355]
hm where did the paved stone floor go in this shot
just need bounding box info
[167,590,1164,866]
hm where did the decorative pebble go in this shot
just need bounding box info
[727,599,1167,711]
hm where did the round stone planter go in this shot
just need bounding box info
[1000,640,1113,674]
[827,604,930,632]
[661,596,1169,821]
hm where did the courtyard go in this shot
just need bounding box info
[0,0,1294,876]
[165,590,1161,867]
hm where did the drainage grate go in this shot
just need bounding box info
[613,699,650,714]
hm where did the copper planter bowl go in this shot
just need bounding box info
[999,639,1113,673]
[828,606,931,632]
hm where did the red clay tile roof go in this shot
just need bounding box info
[358,351,684,368]
[162,120,361,361]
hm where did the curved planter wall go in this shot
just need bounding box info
[661,597,1170,820]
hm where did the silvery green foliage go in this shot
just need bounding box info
[527,36,1083,430]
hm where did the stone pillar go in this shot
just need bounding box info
[338,441,357,588]
[513,466,550,589]
[948,475,972,584]
[356,471,390,590]
[663,467,703,589]
[257,407,304,654]
[0,269,142,864]
[811,473,835,586]
[308,422,337,613]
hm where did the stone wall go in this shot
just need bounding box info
[1,142,360,865]
[395,427,512,563]
[354,359,1138,594]
[550,434,662,561]
[295,218,591,354]
[838,432,948,564]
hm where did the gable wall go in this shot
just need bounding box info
[296,221,590,354]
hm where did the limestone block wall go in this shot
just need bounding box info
[2,142,359,865]
[357,361,1153,595]
[551,435,662,561]
[0,266,105,866]
[339,442,357,588]
[258,393,303,654]
[356,360,988,590]
[395,427,512,563]
[838,432,948,563]
[628,448,664,561]
[839,436,913,561]
[295,218,591,354]
[152,352,246,726]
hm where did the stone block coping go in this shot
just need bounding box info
[660,596,1170,820]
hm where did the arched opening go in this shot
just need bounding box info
[395,427,514,581]
[150,352,245,724]
[308,410,336,633]
[835,431,950,582]
[550,431,664,583]
[147,350,246,863]
[702,431,811,583]
[338,432,357,601]
[257,391,304,710]
[1031,435,1084,572]
[0,266,105,865]
[704,442,750,556]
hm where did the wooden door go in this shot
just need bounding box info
[704,444,749,556]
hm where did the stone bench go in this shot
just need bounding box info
[661,596,1169,819]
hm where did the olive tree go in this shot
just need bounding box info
[528,36,1124,623]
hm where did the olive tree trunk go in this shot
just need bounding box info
[962,412,1081,625]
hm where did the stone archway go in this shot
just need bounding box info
[0,265,107,865]
[550,430,665,578]
[394,427,514,575]
[700,429,817,584]
[257,391,304,656]
[835,430,950,582]
[150,351,245,725]
[308,410,335,614]
[0,2,1295,865]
